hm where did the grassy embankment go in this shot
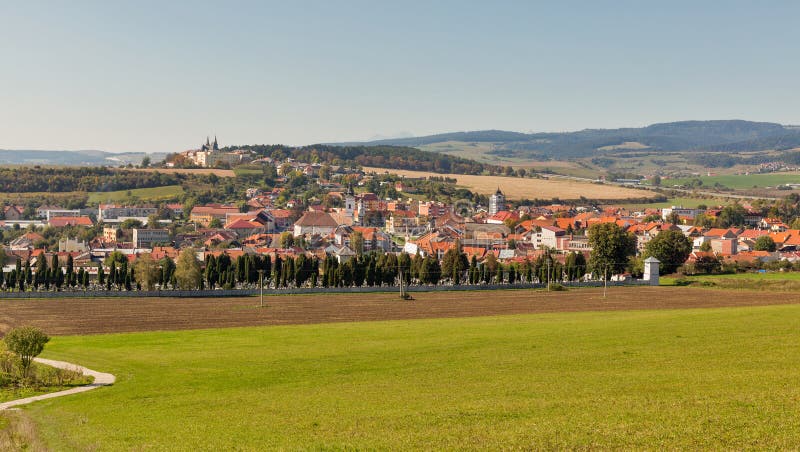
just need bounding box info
[663,271,800,291]
[0,348,92,403]
[11,304,800,449]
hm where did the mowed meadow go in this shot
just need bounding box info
[13,303,800,450]
[363,167,649,200]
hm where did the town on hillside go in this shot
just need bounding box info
[0,138,798,292]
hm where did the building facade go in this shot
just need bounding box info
[132,229,170,248]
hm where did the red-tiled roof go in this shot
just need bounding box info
[49,216,93,227]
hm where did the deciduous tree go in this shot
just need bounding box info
[4,326,50,378]
[643,229,692,275]
[175,248,202,290]
[134,253,160,291]
[587,223,636,278]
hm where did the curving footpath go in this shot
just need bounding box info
[0,358,115,410]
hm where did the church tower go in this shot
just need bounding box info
[489,188,505,215]
[345,185,355,219]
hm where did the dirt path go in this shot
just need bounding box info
[0,358,115,410]
[0,286,797,336]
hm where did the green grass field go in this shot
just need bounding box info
[667,172,800,190]
[87,185,184,203]
[619,196,728,210]
[16,305,800,449]
[233,168,263,177]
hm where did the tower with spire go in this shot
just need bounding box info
[489,187,505,215]
[344,184,355,219]
[201,136,218,152]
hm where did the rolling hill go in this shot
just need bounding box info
[334,120,800,160]
[0,150,166,166]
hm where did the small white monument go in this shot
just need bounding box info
[643,257,660,286]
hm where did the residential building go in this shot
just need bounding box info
[99,205,158,221]
[58,238,88,253]
[103,227,121,242]
[3,206,24,221]
[293,211,339,237]
[49,216,93,227]
[189,205,240,227]
[418,201,448,218]
[132,228,170,248]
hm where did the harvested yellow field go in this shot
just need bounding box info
[363,167,649,200]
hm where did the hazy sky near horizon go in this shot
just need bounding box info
[2,1,799,152]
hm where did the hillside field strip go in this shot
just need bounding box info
[363,167,649,200]
[617,196,731,210]
[667,172,800,189]
[87,185,185,203]
[0,185,185,205]
[123,168,236,177]
[3,291,798,449]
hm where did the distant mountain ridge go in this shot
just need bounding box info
[333,120,800,159]
[0,150,166,166]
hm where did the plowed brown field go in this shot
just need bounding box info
[0,286,794,336]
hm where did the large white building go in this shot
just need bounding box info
[183,136,252,168]
[99,205,158,221]
[293,211,340,237]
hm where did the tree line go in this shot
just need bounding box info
[0,167,182,193]
[223,144,504,176]
[0,247,596,293]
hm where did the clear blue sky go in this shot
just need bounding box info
[1,1,798,152]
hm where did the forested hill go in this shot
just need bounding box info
[332,120,800,159]
[226,144,503,175]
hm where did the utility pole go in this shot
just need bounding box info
[546,259,551,292]
[258,269,264,308]
[603,265,608,299]
[399,267,406,299]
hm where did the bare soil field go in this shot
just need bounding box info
[0,287,795,336]
[363,167,647,200]
[122,168,236,177]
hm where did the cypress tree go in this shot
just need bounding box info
[55,268,64,289]
[49,255,58,284]
[66,254,74,286]
[8,270,16,291]
[273,255,282,287]
[35,254,47,289]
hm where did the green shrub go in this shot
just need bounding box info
[3,326,50,378]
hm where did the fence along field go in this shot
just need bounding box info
[14,301,800,449]
[363,167,650,200]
